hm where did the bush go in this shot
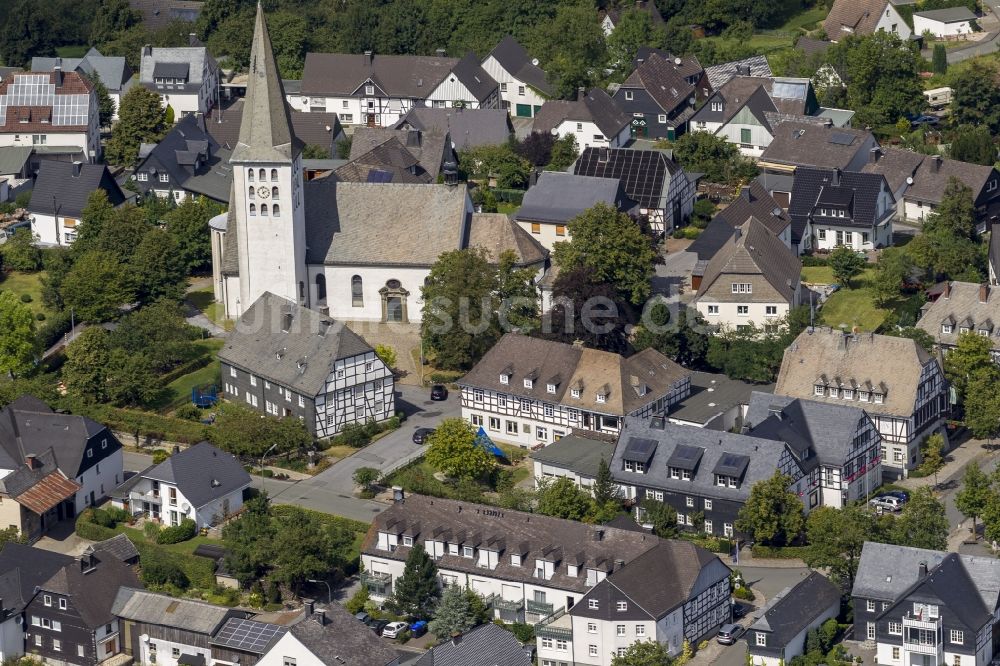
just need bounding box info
[19,293,32,303]
[801,254,829,267]
[35,312,46,321]
[175,404,203,421]
[346,585,370,614]
[156,518,197,544]
[374,344,397,370]
[152,449,170,464]
[143,521,161,541]
[74,512,117,541]
[106,506,129,523]
[496,620,535,643]
[733,585,755,600]
[89,508,115,527]
[140,550,190,588]
[751,545,813,559]
[428,370,463,384]
[37,310,73,350]
[336,422,372,448]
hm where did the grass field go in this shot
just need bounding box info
[778,5,827,31]
[0,270,55,319]
[153,338,224,412]
[806,267,924,332]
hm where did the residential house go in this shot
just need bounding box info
[113,587,248,666]
[515,172,633,250]
[914,7,977,37]
[415,623,531,666]
[600,1,666,36]
[0,70,101,162]
[788,167,896,252]
[340,126,454,184]
[531,433,617,491]
[572,147,697,232]
[747,572,841,666]
[693,217,803,330]
[916,282,1000,360]
[466,211,549,282]
[24,549,141,665]
[852,542,1000,666]
[133,114,231,203]
[481,35,555,118]
[205,98,345,158]
[129,0,203,31]
[863,148,1000,226]
[612,53,705,141]
[31,49,133,121]
[217,293,395,439]
[458,333,691,447]
[758,122,879,175]
[210,616,288,666]
[794,38,843,91]
[688,182,792,265]
[532,88,631,151]
[109,441,250,528]
[0,395,124,541]
[139,43,220,115]
[611,415,808,538]
[361,492,662,625]
[547,540,731,665]
[393,107,513,150]
[703,56,772,90]
[775,327,949,478]
[0,543,74,662]
[824,0,913,41]
[256,602,399,666]
[293,50,499,127]
[744,391,884,509]
[666,371,769,431]
[28,161,127,246]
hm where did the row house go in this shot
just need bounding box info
[361,493,660,627]
[917,282,1000,361]
[458,333,691,448]
[776,328,949,479]
[218,293,396,439]
[853,542,1000,666]
[293,50,499,127]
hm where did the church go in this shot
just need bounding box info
[210,6,544,324]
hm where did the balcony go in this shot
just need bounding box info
[903,615,941,656]
[535,608,572,640]
[526,599,554,616]
[494,598,524,612]
[903,615,940,631]
[128,490,161,504]
[360,571,392,586]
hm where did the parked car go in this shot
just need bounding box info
[884,490,909,503]
[412,427,435,445]
[717,623,745,645]
[430,384,448,400]
[354,611,371,625]
[909,114,940,128]
[370,619,390,635]
[410,620,428,637]
[869,495,904,512]
[382,621,409,638]
[732,602,748,619]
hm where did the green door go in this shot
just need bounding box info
[533,105,542,115]
[516,104,532,117]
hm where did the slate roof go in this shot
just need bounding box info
[714,181,791,237]
[688,217,743,261]
[0,543,73,616]
[906,156,998,207]
[824,0,893,37]
[531,88,630,140]
[334,138,432,184]
[745,392,873,467]
[914,6,977,21]
[796,37,834,58]
[750,572,840,647]
[485,36,555,96]
[516,172,629,224]
[467,212,548,267]
[394,107,513,151]
[112,587,233,633]
[129,0,203,31]
[667,371,772,427]
[450,52,500,103]
[363,494,661,594]
[136,441,250,509]
[861,146,925,194]
[32,49,132,92]
[301,52,458,98]
[135,114,231,202]
[139,46,216,88]
[86,534,140,564]
[0,146,32,175]
[458,333,690,416]
[775,327,936,418]
[621,53,697,115]
[28,161,127,218]
[219,292,374,396]
[760,122,874,170]
[695,217,802,302]
[573,147,683,211]
[853,542,1000,626]
[530,434,616,479]
[704,55,772,90]
[611,415,799,502]
[290,605,399,666]
[788,167,893,241]
[206,99,343,155]
[413,623,531,666]
[349,126,450,180]
[917,282,1000,351]
[690,77,815,128]
[40,553,141,629]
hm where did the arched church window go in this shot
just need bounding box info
[261,204,268,216]
[271,168,278,180]
[259,168,266,181]
[316,274,327,300]
[272,186,279,199]
[352,275,363,307]
[248,169,254,182]
[272,204,280,216]
[249,204,256,216]
[248,186,255,198]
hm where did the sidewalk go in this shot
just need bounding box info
[896,435,992,492]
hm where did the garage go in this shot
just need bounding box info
[515,103,532,117]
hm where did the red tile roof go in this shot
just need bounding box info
[15,472,81,515]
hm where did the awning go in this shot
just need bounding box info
[15,472,80,515]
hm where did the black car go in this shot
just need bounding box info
[430,384,448,400]
[370,619,390,635]
[412,427,435,445]
[732,602,748,619]
[885,490,910,503]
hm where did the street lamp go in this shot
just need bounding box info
[307,579,332,605]
[260,442,278,489]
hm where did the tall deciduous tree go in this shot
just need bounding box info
[59,250,134,322]
[209,402,312,457]
[892,487,948,551]
[944,331,995,402]
[633,302,710,369]
[425,418,496,480]
[868,247,911,307]
[130,228,187,304]
[956,462,992,535]
[609,639,673,666]
[829,245,866,288]
[388,544,440,619]
[735,472,805,546]
[165,197,224,272]
[803,504,887,590]
[1,228,42,272]
[918,433,945,488]
[0,291,40,378]
[639,499,678,538]
[223,493,276,587]
[965,366,1000,440]
[537,476,594,521]
[672,131,758,186]
[828,32,924,127]
[62,327,112,402]
[269,510,340,592]
[105,86,167,165]
[949,61,1000,135]
[607,9,666,75]
[530,4,607,98]
[544,265,634,354]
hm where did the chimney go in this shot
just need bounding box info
[737,63,750,76]
[831,168,841,187]
[142,44,152,58]
[578,87,586,101]
[451,633,462,646]
[768,404,784,420]
[188,33,198,46]
[304,599,315,617]
[281,312,293,332]
[392,486,405,503]
[943,282,952,299]
[315,609,326,626]
[930,155,941,173]
[919,561,928,578]
[435,48,446,58]
[53,64,63,88]
[25,454,39,469]
[823,118,833,127]
[364,50,373,67]
[740,186,750,201]
[869,147,881,164]
[980,283,989,303]
[614,558,625,571]
[172,445,180,454]
[593,529,605,541]
[629,375,639,387]
[572,339,585,347]
[71,161,82,178]
[598,147,609,162]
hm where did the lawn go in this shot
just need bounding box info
[497,203,520,215]
[187,287,234,332]
[149,338,224,413]
[800,266,875,285]
[816,270,924,332]
[778,5,827,31]
[55,45,89,58]
[114,523,225,557]
[0,270,55,319]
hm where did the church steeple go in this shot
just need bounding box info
[232,3,300,163]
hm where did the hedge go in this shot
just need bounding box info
[156,518,197,544]
[159,355,212,385]
[492,188,524,205]
[751,545,813,559]
[680,533,734,554]
[801,255,829,267]
[74,513,118,541]
[428,370,463,384]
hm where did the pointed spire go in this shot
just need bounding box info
[231,3,299,163]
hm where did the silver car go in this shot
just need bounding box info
[869,495,904,512]
[717,623,744,645]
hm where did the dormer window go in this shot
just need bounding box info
[568,564,579,577]
[571,388,581,398]
[859,390,870,402]
[500,373,509,385]
[547,383,556,394]
[511,554,522,566]
[814,385,824,396]
[960,326,971,334]
[524,378,533,389]
[402,536,413,547]
[463,546,474,558]
[874,393,884,404]
[942,324,953,334]
[596,392,607,404]
[843,389,854,400]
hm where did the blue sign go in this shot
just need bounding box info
[475,427,506,459]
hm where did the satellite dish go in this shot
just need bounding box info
[181,502,190,512]
[531,58,540,66]
[302,98,310,105]
[688,97,696,105]
[550,128,559,136]
[906,176,914,185]
[425,99,433,107]
[140,635,149,643]
[674,57,682,65]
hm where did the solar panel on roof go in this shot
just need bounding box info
[366,168,394,183]
[771,81,807,100]
[667,444,704,471]
[828,132,856,146]
[212,618,284,653]
[713,452,751,478]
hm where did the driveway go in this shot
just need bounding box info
[653,246,697,301]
